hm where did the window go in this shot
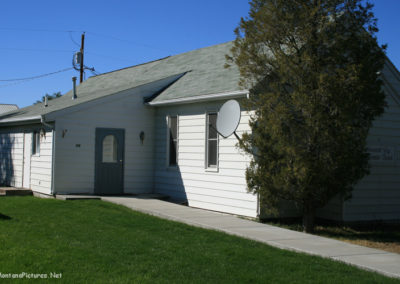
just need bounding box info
[206,113,218,168]
[168,116,178,166]
[32,131,40,156]
[102,135,117,163]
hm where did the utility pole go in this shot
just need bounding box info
[79,32,85,83]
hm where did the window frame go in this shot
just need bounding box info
[205,111,219,171]
[32,131,40,156]
[166,115,179,168]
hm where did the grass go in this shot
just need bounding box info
[0,197,399,283]
[264,218,400,254]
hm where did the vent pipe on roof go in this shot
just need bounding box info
[44,95,48,107]
[72,77,77,100]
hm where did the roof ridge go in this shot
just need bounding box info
[86,41,234,79]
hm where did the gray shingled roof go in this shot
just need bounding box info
[0,41,241,123]
[0,104,18,114]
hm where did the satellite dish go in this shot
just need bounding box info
[216,99,241,138]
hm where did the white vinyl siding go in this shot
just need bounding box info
[0,131,24,187]
[341,61,400,221]
[0,127,53,194]
[53,84,158,195]
[30,130,53,194]
[153,100,258,218]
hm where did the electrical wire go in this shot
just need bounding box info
[0,80,34,89]
[0,67,73,83]
[86,31,174,53]
[86,51,135,62]
[0,27,174,66]
[87,67,99,76]
[0,28,177,81]
[0,47,73,53]
[0,28,83,33]
[69,31,81,47]
[0,68,72,89]
[0,28,173,53]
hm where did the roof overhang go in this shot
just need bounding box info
[0,115,41,126]
[146,90,249,106]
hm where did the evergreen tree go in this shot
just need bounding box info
[34,92,62,105]
[228,0,386,232]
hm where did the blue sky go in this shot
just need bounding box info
[0,0,398,108]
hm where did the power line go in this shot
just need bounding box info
[0,47,73,53]
[86,31,174,53]
[0,67,73,82]
[0,46,134,61]
[86,51,136,62]
[0,27,174,53]
[69,31,81,47]
[0,67,73,89]
[0,28,83,33]
[0,80,35,89]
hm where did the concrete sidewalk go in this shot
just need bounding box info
[100,196,400,279]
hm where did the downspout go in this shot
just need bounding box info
[41,115,56,196]
[40,116,53,130]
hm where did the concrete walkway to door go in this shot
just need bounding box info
[100,196,400,279]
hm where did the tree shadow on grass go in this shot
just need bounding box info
[263,217,400,244]
[0,213,11,220]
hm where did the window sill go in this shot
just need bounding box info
[205,167,219,173]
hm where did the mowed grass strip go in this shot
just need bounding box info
[0,197,398,283]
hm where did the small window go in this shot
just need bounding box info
[32,131,40,156]
[206,113,218,168]
[102,135,117,163]
[168,116,178,166]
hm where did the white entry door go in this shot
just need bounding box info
[22,133,31,188]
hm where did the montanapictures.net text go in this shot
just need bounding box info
[0,272,62,279]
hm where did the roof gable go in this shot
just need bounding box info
[0,41,241,124]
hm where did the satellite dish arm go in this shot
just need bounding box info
[209,123,242,143]
[233,131,241,142]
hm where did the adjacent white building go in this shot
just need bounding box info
[0,104,18,114]
[0,42,399,222]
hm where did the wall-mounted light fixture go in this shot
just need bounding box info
[40,128,46,139]
[139,131,145,145]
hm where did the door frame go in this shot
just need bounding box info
[22,132,32,189]
[94,127,125,195]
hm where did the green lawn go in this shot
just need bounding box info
[0,197,398,283]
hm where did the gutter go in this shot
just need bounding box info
[0,115,41,126]
[146,90,249,106]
